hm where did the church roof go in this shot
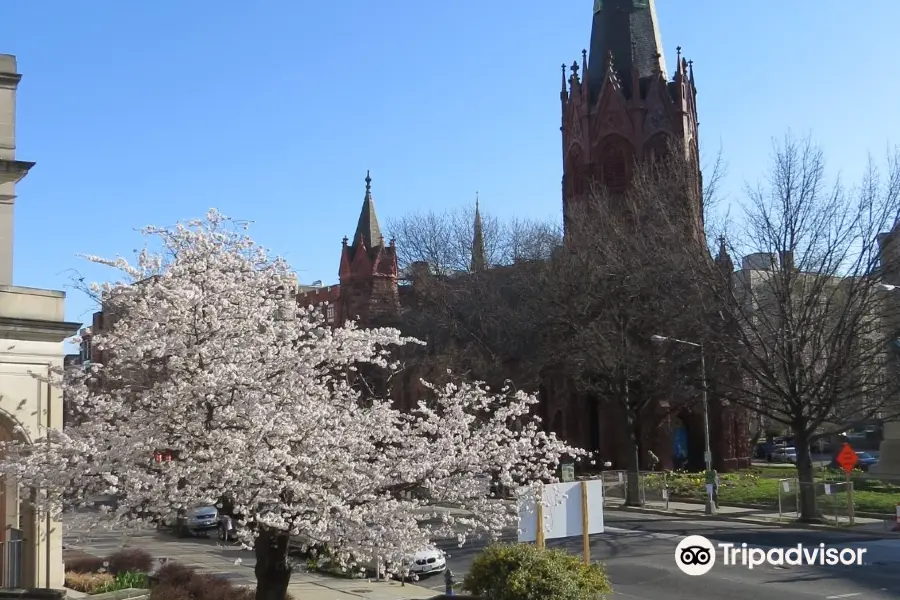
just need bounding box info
[352,170,384,250]
[586,0,666,101]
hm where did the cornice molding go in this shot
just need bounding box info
[0,316,81,343]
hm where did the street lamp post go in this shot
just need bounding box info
[651,334,717,515]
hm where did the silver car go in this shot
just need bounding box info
[164,505,220,537]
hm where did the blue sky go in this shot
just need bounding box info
[2,1,899,331]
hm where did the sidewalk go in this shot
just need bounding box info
[615,499,900,535]
[63,527,437,600]
[287,574,434,600]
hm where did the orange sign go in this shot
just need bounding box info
[836,443,859,473]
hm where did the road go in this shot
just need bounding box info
[65,511,900,599]
[422,511,900,599]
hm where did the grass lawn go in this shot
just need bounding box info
[641,469,900,515]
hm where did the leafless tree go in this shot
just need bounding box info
[536,155,710,504]
[386,206,561,275]
[692,133,900,521]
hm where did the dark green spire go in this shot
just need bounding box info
[352,170,384,250]
[587,0,666,100]
[470,194,486,272]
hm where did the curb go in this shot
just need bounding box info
[617,505,900,538]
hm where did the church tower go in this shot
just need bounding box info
[561,0,701,236]
[337,171,400,327]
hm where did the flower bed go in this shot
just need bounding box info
[65,549,153,594]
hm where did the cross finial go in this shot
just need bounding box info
[365,170,372,192]
[570,60,579,76]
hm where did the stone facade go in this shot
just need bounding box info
[0,54,82,590]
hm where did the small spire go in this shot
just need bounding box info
[581,49,588,74]
[560,63,568,100]
[352,170,383,250]
[470,194,486,273]
[570,60,580,81]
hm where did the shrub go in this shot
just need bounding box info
[464,543,613,600]
[108,548,154,575]
[65,554,106,574]
[65,571,115,594]
[149,562,256,600]
[149,585,193,600]
[155,562,198,588]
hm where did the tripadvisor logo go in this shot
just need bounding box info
[675,535,867,576]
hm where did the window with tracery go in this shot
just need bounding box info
[596,136,633,191]
[644,133,671,164]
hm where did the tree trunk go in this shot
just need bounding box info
[255,528,292,600]
[793,430,820,523]
[624,404,642,506]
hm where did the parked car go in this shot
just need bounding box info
[855,452,879,471]
[160,505,221,537]
[369,545,447,578]
[772,447,797,463]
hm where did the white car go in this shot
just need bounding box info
[407,546,447,576]
[366,545,447,578]
[773,447,797,463]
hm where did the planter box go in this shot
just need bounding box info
[86,588,149,600]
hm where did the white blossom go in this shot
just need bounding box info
[1,209,583,579]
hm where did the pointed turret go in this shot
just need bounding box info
[470,194,486,273]
[352,170,384,251]
[560,0,702,242]
[337,171,399,328]
[715,235,734,275]
[586,0,666,102]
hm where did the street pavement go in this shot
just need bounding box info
[65,510,900,600]
[428,511,900,599]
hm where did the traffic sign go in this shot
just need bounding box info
[836,443,859,473]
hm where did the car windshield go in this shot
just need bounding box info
[856,452,874,459]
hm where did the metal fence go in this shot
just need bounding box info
[3,527,24,588]
[599,470,627,507]
[594,469,867,526]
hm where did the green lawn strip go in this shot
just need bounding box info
[640,471,900,514]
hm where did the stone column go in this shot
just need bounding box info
[870,421,900,478]
[0,54,35,286]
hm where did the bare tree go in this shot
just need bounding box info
[694,133,900,521]
[386,206,561,275]
[536,155,710,504]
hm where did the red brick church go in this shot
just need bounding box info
[77,1,750,471]
[296,1,750,471]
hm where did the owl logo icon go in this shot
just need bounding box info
[675,535,716,576]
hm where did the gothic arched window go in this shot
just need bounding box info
[644,132,672,164]
[595,135,634,192]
